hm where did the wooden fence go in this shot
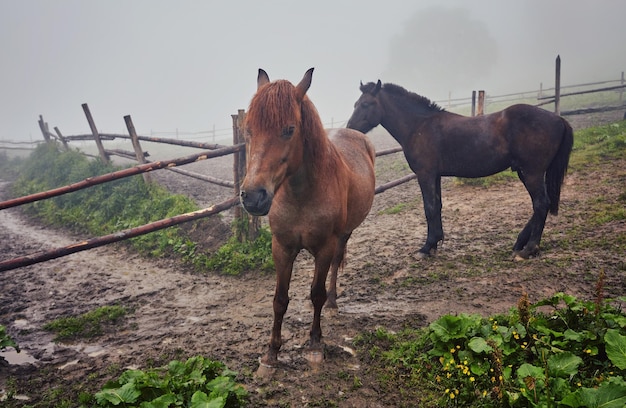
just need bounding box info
[1,55,624,271]
[0,105,405,272]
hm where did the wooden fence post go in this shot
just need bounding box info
[620,71,624,103]
[232,110,259,242]
[477,90,485,116]
[38,115,51,143]
[53,127,70,151]
[471,91,476,116]
[82,103,110,163]
[124,115,152,184]
[555,55,561,115]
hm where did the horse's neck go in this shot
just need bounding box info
[380,93,430,147]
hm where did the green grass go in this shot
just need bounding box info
[9,142,273,274]
[43,305,128,341]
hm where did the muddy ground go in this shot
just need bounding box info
[1,110,625,407]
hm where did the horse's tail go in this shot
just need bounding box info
[546,118,574,215]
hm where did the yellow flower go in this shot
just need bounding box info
[585,349,592,354]
[449,393,455,399]
[470,377,475,382]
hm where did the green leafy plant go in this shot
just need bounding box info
[43,305,128,340]
[355,283,626,407]
[94,355,247,407]
[204,226,274,275]
[0,324,19,352]
[10,143,274,275]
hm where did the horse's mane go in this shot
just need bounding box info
[247,80,332,173]
[362,81,444,113]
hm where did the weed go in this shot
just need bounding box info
[93,355,247,407]
[354,283,626,407]
[0,324,19,352]
[43,305,128,340]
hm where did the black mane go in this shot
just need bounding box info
[382,83,445,112]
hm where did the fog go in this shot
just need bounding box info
[1,0,625,143]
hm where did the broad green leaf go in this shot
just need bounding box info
[605,329,626,369]
[560,381,626,408]
[467,337,493,354]
[563,329,583,342]
[95,382,141,405]
[190,391,225,408]
[428,314,481,342]
[140,393,178,408]
[516,363,545,381]
[548,352,583,377]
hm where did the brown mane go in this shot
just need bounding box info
[246,79,332,174]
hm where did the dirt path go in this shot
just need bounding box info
[1,123,625,406]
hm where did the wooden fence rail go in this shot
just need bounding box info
[0,196,239,272]
[0,144,243,210]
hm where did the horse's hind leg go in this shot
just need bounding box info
[326,234,350,310]
[308,242,338,355]
[418,176,444,257]
[514,174,550,259]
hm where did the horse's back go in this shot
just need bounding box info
[327,128,376,230]
[327,128,376,175]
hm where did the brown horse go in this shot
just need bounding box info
[347,81,573,259]
[240,68,376,366]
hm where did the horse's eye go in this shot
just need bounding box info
[282,125,295,139]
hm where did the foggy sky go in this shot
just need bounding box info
[1,0,625,143]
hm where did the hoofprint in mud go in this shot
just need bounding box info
[1,115,625,405]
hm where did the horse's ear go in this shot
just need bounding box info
[373,80,382,95]
[295,67,314,101]
[257,69,270,89]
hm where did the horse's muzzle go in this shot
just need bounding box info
[240,188,272,216]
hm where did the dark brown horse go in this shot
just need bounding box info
[347,80,573,259]
[240,68,376,366]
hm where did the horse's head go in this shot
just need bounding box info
[240,68,314,216]
[346,80,383,133]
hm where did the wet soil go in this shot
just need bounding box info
[1,111,625,407]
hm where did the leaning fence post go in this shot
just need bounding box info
[124,115,152,184]
[38,115,51,143]
[82,103,110,163]
[53,127,70,151]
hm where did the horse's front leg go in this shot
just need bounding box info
[417,175,443,257]
[261,241,297,367]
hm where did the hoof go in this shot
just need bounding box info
[255,360,276,378]
[324,299,338,310]
[416,249,436,259]
[304,349,324,365]
[513,247,539,261]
